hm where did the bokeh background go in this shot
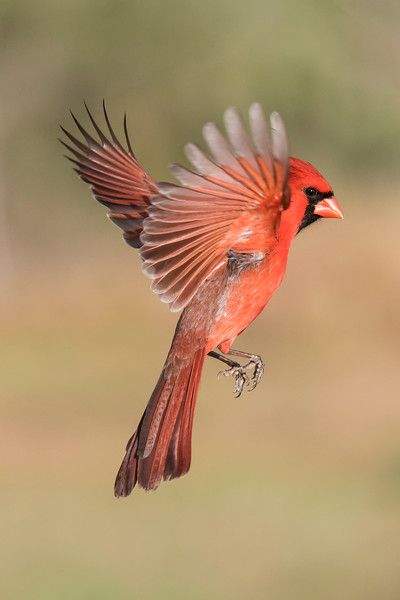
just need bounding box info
[1,1,400,598]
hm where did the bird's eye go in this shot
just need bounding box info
[304,187,318,199]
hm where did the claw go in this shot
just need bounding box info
[218,365,247,397]
[234,373,247,397]
[221,359,264,396]
[246,356,265,391]
[215,352,265,397]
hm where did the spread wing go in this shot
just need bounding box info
[141,104,290,312]
[60,102,158,248]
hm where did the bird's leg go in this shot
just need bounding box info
[208,351,249,397]
[225,348,265,392]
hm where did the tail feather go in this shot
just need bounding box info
[114,348,205,496]
[137,371,172,459]
[164,354,201,481]
[138,371,187,490]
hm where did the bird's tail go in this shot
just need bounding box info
[114,344,206,496]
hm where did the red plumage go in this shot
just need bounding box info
[61,102,343,495]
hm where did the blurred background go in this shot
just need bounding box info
[1,1,400,598]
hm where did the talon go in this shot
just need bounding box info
[233,371,247,397]
[212,350,265,396]
[219,364,250,397]
[246,356,265,391]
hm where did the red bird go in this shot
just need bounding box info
[61,102,343,495]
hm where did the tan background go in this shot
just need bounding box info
[1,1,400,598]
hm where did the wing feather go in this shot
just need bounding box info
[61,103,158,248]
[62,102,289,310]
[140,104,290,311]
[249,102,273,169]
[223,107,259,172]
[203,122,247,175]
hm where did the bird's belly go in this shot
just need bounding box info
[206,254,287,353]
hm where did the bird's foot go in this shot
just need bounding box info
[220,363,249,397]
[245,354,265,391]
[211,351,247,396]
[219,354,265,397]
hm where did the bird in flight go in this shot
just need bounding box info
[61,102,343,496]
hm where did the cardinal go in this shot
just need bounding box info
[61,102,343,495]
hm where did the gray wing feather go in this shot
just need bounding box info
[249,103,273,173]
[223,107,258,171]
[184,143,235,183]
[202,122,247,175]
[270,111,289,182]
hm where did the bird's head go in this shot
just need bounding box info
[283,158,343,237]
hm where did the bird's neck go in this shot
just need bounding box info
[279,190,308,245]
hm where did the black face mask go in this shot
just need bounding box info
[297,188,334,233]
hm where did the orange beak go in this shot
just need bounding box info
[314,197,344,219]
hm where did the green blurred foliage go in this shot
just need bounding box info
[0,0,398,263]
[1,1,400,599]
[1,0,399,257]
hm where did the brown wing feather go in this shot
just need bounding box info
[60,102,158,248]
[140,103,290,311]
